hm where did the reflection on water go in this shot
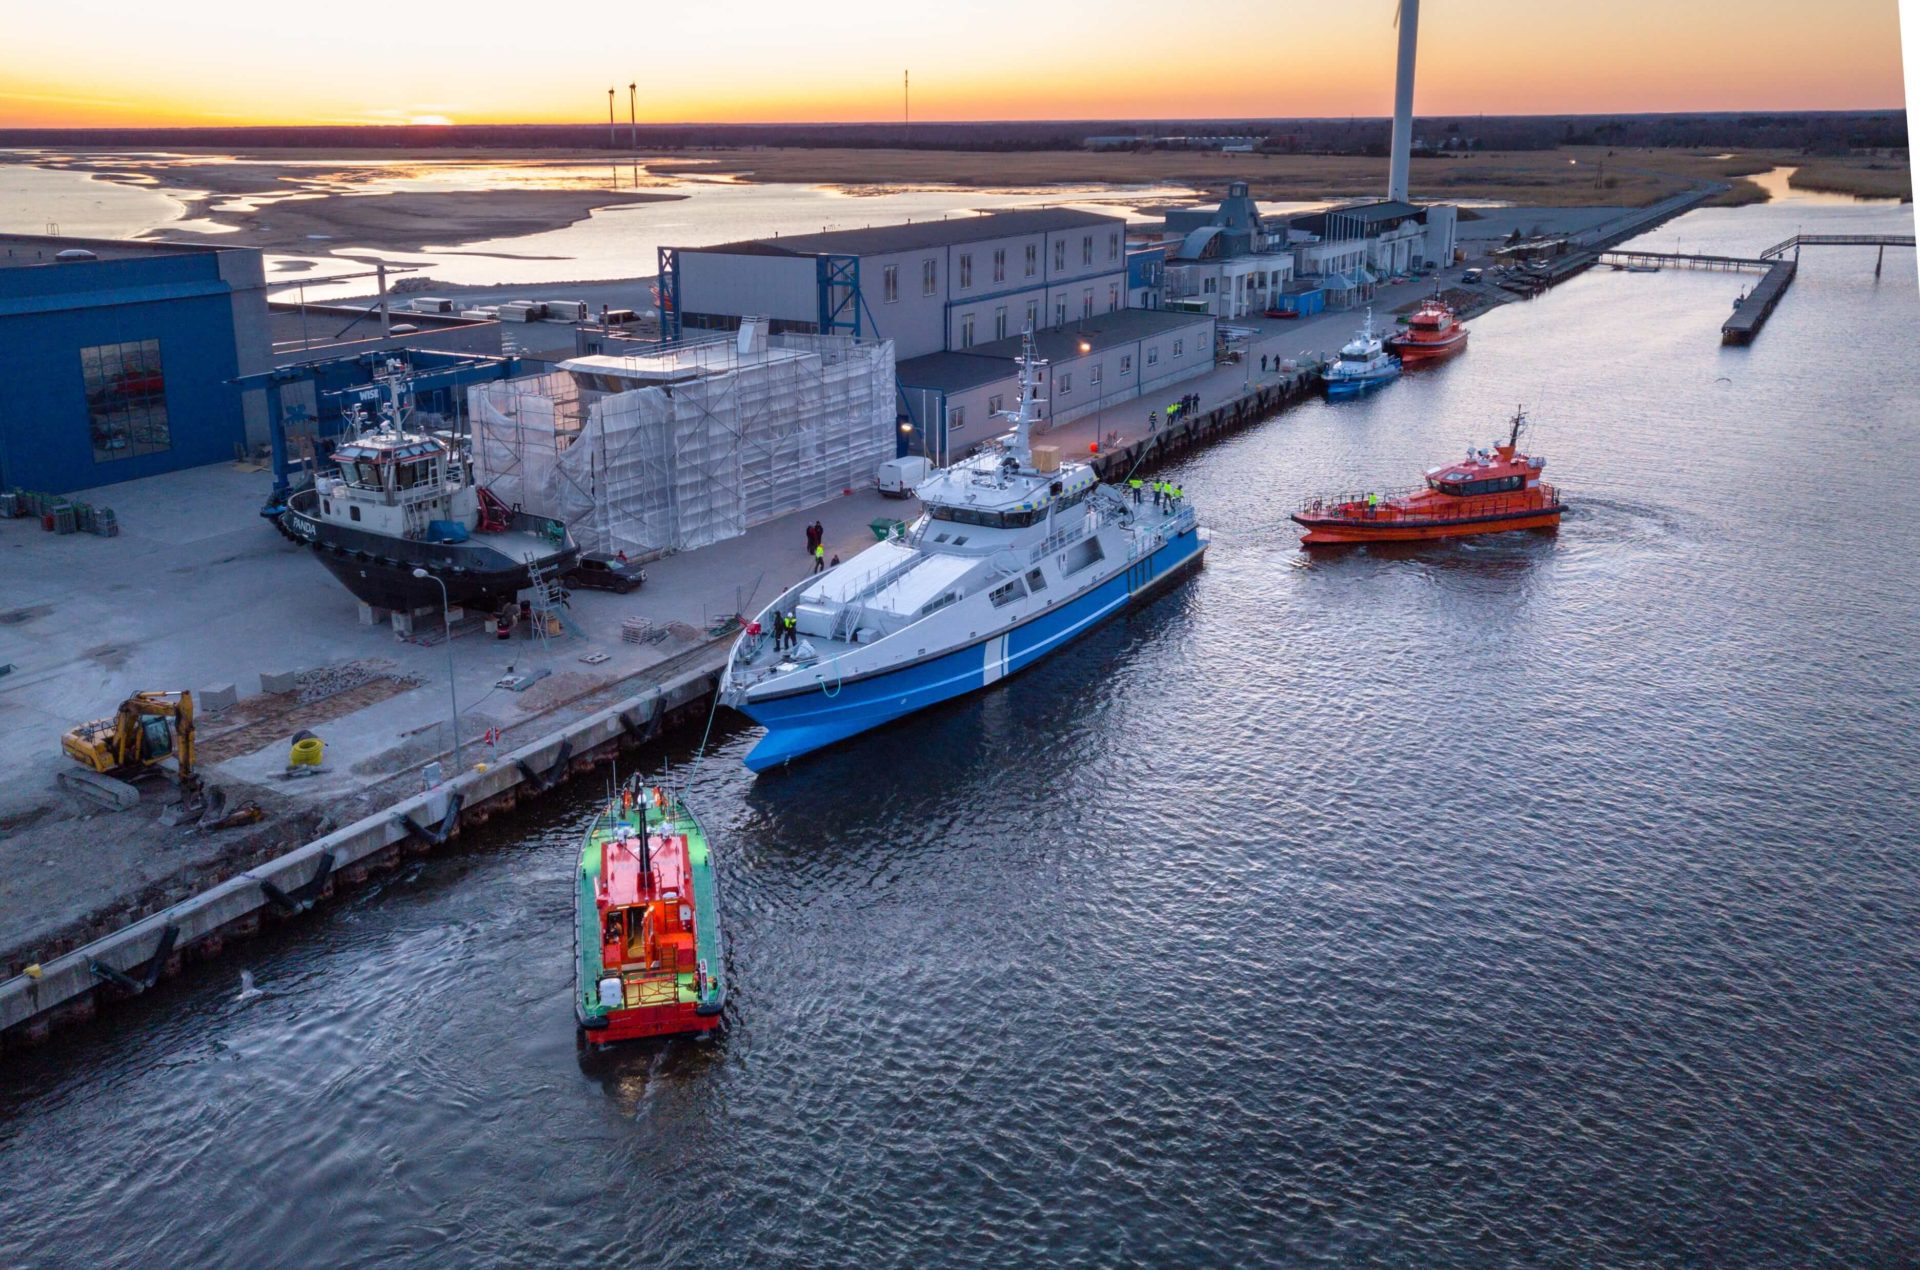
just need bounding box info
[1745,163,1901,205]
[1,151,1203,294]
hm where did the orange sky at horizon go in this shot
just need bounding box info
[0,0,1908,129]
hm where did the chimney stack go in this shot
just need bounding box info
[1388,0,1420,203]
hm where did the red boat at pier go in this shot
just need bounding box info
[1386,296,1469,366]
[1292,410,1564,546]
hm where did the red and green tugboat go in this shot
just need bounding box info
[1292,409,1564,546]
[575,779,726,1044]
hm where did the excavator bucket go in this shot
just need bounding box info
[158,782,220,827]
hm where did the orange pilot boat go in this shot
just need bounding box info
[1292,409,1564,546]
[1385,295,1469,366]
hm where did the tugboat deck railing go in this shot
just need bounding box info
[1297,484,1561,523]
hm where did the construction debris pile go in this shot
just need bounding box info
[468,330,895,557]
[295,660,421,705]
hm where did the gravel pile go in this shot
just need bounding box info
[296,660,421,705]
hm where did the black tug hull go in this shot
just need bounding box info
[280,491,578,614]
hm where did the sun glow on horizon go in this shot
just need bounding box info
[0,0,1907,129]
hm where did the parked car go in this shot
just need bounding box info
[1263,307,1301,320]
[567,551,647,594]
[1462,268,1484,284]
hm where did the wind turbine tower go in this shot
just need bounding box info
[1387,0,1420,203]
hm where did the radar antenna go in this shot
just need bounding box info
[1508,405,1529,450]
[993,328,1046,472]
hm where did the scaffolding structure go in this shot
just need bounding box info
[469,332,895,556]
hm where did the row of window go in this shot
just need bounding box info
[1436,474,1527,495]
[954,284,1125,349]
[877,232,1124,306]
[82,339,170,463]
[941,335,1192,436]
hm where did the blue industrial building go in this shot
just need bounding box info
[0,234,271,494]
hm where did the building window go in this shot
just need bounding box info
[1174,339,1184,357]
[883,264,899,303]
[993,249,1006,283]
[1203,278,1216,293]
[1025,300,1039,331]
[1026,244,1038,277]
[1120,354,1133,376]
[1089,364,1103,387]
[81,339,168,462]
[1082,289,1093,318]
[1053,240,1065,272]
[1109,232,1120,260]
[959,253,973,288]
[1058,372,1073,395]
[1053,300,1066,327]
[988,394,1004,414]
[960,313,975,348]
[1108,283,1119,311]
[1147,346,1160,366]
[923,258,937,295]
[949,405,966,432]
[994,306,1008,340]
[1082,235,1093,266]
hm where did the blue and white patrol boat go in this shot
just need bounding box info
[721,333,1208,771]
[1320,310,1402,399]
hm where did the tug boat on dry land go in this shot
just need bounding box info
[575,780,726,1045]
[278,385,576,612]
[1292,409,1564,546]
[1385,295,1469,366]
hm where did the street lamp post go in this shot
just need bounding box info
[412,568,462,775]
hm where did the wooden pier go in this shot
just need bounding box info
[1593,248,1795,344]
[1720,260,1797,345]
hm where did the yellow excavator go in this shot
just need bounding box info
[61,690,214,820]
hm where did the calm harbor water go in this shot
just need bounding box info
[3,199,1918,1266]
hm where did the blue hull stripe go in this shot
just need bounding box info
[738,529,1205,770]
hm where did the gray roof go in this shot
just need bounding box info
[0,232,236,271]
[687,208,1124,259]
[896,351,1018,393]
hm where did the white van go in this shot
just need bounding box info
[874,456,931,498]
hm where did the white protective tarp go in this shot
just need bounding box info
[470,335,895,557]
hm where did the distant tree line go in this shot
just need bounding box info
[0,111,1903,155]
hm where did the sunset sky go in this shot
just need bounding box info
[0,0,1908,127]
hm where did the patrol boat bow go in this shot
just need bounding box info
[722,332,1208,771]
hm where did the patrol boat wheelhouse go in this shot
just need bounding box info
[721,334,1208,771]
[279,385,577,613]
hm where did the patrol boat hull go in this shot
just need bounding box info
[733,526,1206,771]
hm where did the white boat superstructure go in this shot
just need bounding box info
[1321,308,1404,396]
[721,331,1207,770]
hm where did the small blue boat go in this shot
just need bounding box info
[1321,310,1402,399]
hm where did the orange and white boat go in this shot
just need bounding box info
[1385,296,1469,366]
[1292,410,1564,546]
